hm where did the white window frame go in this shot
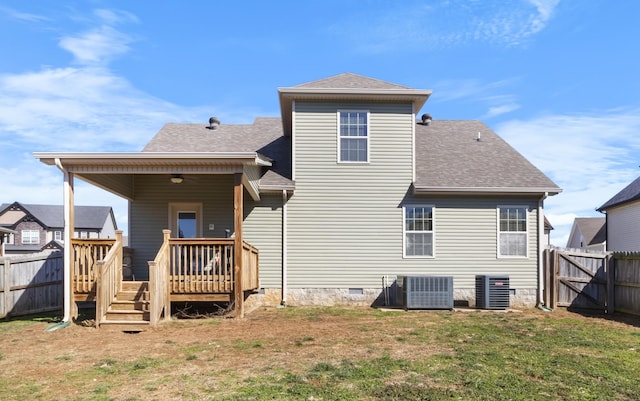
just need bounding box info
[497,205,529,258]
[403,205,435,258]
[21,229,40,245]
[337,110,370,163]
[54,230,62,241]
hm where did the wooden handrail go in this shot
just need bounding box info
[149,230,171,326]
[71,238,116,294]
[95,231,123,328]
[242,241,260,291]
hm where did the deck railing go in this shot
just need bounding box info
[149,230,171,325]
[242,242,260,290]
[168,238,236,293]
[71,238,116,295]
[166,238,260,294]
[95,231,123,328]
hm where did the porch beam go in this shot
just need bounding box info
[234,173,244,318]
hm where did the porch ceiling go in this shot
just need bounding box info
[33,152,271,201]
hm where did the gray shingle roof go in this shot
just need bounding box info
[293,72,412,90]
[573,217,606,246]
[0,203,114,229]
[597,175,640,211]
[143,117,292,189]
[414,120,560,193]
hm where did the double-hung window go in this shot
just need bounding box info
[338,110,369,163]
[21,230,40,245]
[498,206,528,257]
[404,206,434,257]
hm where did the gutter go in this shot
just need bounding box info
[413,185,562,196]
[537,192,548,308]
[54,158,72,323]
[281,190,288,306]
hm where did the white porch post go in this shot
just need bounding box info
[57,159,75,322]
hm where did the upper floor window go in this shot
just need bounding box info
[54,231,62,241]
[403,206,434,257]
[498,206,528,257]
[338,110,369,163]
[21,230,40,245]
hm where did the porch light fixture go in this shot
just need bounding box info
[170,174,184,184]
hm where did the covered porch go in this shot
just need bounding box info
[34,152,271,328]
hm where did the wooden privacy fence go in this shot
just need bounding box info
[545,248,640,315]
[0,252,63,317]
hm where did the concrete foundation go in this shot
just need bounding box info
[245,287,538,309]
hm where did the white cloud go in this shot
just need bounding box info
[0,5,49,23]
[496,108,640,246]
[334,0,560,53]
[485,103,521,118]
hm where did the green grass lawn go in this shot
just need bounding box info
[1,307,639,400]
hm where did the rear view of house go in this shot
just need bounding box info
[34,73,561,327]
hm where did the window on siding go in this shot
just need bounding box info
[22,230,40,245]
[404,206,434,257]
[338,111,368,162]
[80,231,88,239]
[54,231,62,241]
[498,206,528,257]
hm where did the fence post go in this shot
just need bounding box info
[606,254,615,314]
[2,258,10,317]
[550,249,558,309]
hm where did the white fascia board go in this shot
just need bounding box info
[34,152,272,167]
[413,186,562,196]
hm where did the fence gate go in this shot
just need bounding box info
[545,249,613,313]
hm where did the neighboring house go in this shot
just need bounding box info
[35,73,561,319]
[0,202,117,254]
[597,175,640,252]
[543,217,554,248]
[0,227,17,257]
[566,217,606,252]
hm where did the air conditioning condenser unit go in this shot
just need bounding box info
[475,275,510,310]
[396,275,454,310]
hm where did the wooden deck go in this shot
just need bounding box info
[70,232,259,326]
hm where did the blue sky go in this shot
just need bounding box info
[1,0,639,246]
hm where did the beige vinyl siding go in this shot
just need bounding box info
[130,174,235,279]
[287,100,540,291]
[287,101,415,288]
[243,194,283,287]
[606,200,640,252]
[402,197,540,289]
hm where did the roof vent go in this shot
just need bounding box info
[208,117,220,130]
[421,113,432,125]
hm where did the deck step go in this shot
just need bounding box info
[121,281,149,292]
[117,290,151,302]
[105,309,150,321]
[98,320,150,332]
[111,299,150,311]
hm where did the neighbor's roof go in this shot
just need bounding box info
[143,117,292,190]
[278,72,431,136]
[0,203,115,230]
[572,217,606,246]
[413,120,561,195]
[597,175,640,211]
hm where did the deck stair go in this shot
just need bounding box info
[99,281,151,330]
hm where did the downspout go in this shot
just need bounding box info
[54,158,72,322]
[281,189,288,306]
[537,192,548,308]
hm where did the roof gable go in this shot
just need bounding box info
[574,217,606,246]
[293,73,412,90]
[413,120,560,194]
[0,202,114,230]
[597,175,640,211]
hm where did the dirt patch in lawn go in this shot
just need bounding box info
[1,306,639,400]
